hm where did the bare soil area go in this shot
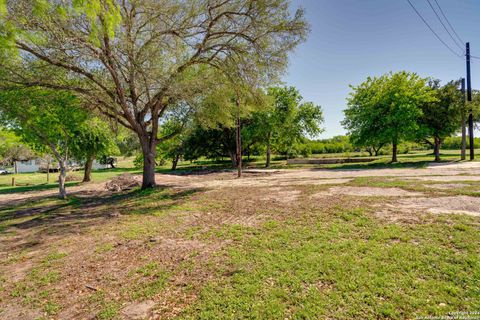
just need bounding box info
[392,195,480,216]
[3,161,480,206]
[313,186,423,197]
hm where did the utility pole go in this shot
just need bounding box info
[235,97,242,178]
[461,78,466,160]
[466,42,474,160]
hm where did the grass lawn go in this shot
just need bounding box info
[1,167,479,319]
[0,167,142,194]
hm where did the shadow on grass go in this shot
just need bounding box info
[0,167,141,195]
[0,181,80,195]
[0,186,204,251]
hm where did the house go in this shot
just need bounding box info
[15,159,40,173]
[14,158,113,173]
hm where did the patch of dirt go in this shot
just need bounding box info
[121,300,156,320]
[260,190,301,203]
[424,183,470,190]
[312,186,423,197]
[404,176,480,182]
[0,305,43,320]
[186,177,352,189]
[392,196,480,216]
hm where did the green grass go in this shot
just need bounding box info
[2,153,480,319]
[180,206,480,319]
[129,262,170,300]
[8,250,67,316]
[88,290,120,320]
[0,166,141,193]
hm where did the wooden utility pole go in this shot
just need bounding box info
[461,78,466,160]
[235,98,242,178]
[466,42,474,160]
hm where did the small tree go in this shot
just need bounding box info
[0,128,34,171]
[343,72,435,162]
[71,117,119,182]
[0,87,87,198]
[249,86,324,166]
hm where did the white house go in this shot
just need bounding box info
[14,159,112,173]
[15,159,41,173]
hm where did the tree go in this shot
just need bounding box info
[0,128,34,171]
[343,72,435,162]
[249,86,324,166]
[183,124,238,166]
[70,117,119,182]
[417,80,462,162]
[0,87,87,198]
[1,0,308,189]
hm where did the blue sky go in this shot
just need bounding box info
[283,0,480,138]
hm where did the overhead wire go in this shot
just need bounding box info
[425,0,464,52]
[433,0,464,45]
[405,0,463,59]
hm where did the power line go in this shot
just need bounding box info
[433,0,464,45]
[405,0,463,58]
[425,0,464,51]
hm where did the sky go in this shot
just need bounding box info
[283,0,480,138]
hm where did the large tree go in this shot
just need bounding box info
[417,80,462,162]
[343,72,435,162]
[0,0,308,188]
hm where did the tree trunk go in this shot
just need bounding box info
[14,161,18,174]
[366,147,373,156]
[109,157,116,168]
[434,137,441,162]
[83,155,94,182]
[140,140,157,189]
[266,141,271,168]
[47,161,50,183]
[58,160,67,199]
[461,112,467,160]
[171,154,180,171]
[228,150,237,167]
[373,144,383,156]
[391,142,398,163]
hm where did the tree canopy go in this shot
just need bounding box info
[0,0,309,188]
[0,87,87,198]
[417,80,463,161]
[343,71,436,162]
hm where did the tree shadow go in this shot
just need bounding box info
[0,186,204,252]
[0,181,80,195]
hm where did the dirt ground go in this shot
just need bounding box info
[2,161,480,207]
[1,161,480,319]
